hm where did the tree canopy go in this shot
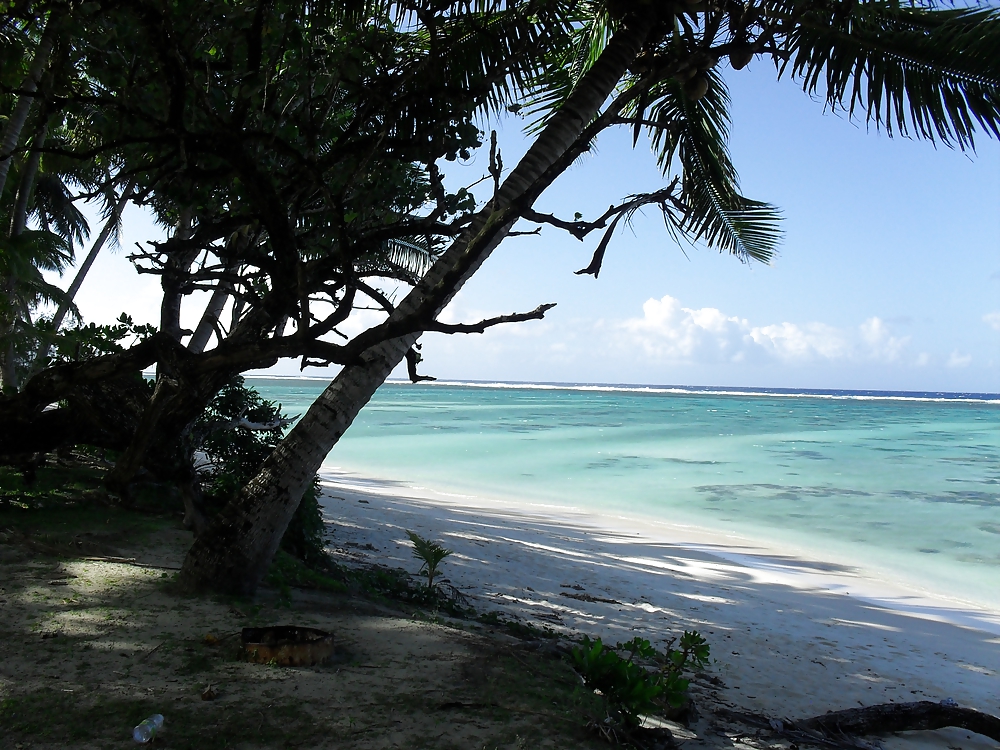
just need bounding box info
[0,0,998,592]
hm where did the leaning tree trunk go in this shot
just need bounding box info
[0,126,46,392]
[189,228,252,354]
[0,13,59,201]
[48,179,135,335]
[187,280,232,354]
[8,123,47,238]
[179,18,652,594]
[105,209,203,497]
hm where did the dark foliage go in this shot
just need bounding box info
[195,377,326,565]
[40,314,157,365]
[572,632,710,729]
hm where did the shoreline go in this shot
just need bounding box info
[320,467,1000,635]
[317,467,1000,728]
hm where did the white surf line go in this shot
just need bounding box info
[388,380,1000,404]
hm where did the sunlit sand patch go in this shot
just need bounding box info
[611,555,738,581]
[828,618,901,631]
[447,552,482,562]
[494,536,593,559]
[672,592,737,605]
[486,591,573,611]
[441,531,494,543]
[852,672,893,684]
[47,609,124,637]
[957,662,995,675]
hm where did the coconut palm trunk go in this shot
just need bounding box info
[187,280,232,354]
[0,13,59,201]
[0,127,46,391]
[178,18,651,594]
[47,180,134,337]
[8,124,47,238]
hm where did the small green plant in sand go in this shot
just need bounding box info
[572,631,710,732]
[406,531,453,591]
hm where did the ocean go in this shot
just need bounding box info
[250,377,1000,613]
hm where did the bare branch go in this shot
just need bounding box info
[406,345,436,383]
[425,303,556,335]
[522,208,594,240]
[574,181,681,277]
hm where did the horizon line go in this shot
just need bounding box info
[237,373,1000,403]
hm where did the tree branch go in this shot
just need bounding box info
[524,182,680,251]
[574,181,681,278]
[405,344,436,383]
[425,303,556,335]
[718,701,1000,750]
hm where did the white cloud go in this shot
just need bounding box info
[984,312,1000,331]
[621,296,753,362]
[750,321,850,361]
[858,317,910,361]
[619,295,910,366]
[947,350,972,368]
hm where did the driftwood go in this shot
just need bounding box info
[718,700,1000,749]
[798,700,1000,741]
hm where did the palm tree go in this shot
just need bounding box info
[0,7,124,390]
[0,228,75,391]
[48,179,132,334]
[179,0,1000,594]
[0,115,92,391]
[0,7,65,201]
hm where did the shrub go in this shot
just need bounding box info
[572,632,710,729]
[195,377,327,566]
[405,530,453,591]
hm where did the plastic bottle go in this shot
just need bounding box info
[132,714,164,743]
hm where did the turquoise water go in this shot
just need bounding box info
[252,378,1000,610]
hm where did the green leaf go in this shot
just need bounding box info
[781,3,1000,150]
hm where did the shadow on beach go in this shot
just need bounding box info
[320,473,1000,750]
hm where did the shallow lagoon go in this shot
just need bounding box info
[252,377,1000,612]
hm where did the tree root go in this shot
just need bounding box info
[718,700,1000,749]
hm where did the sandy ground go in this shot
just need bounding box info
[2,469,998,750]
[0,523,612,749]
[319,471,1000,750]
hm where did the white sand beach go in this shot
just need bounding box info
[318,468,1000,749]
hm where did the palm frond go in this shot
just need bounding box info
[452,11,555,117]
[639,68,782,263]
[382,237,439,277]
[0,230,75,314]
[32,172,89,249]
[1,229,74,274]
[781,3,1000,150]
[356,236,440,282]
[386,0,578,139]
[522,1,616,134]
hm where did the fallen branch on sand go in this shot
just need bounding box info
[561,591,621,604]
[719,700,1000,749]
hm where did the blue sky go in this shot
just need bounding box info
[68,61,1000,393]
